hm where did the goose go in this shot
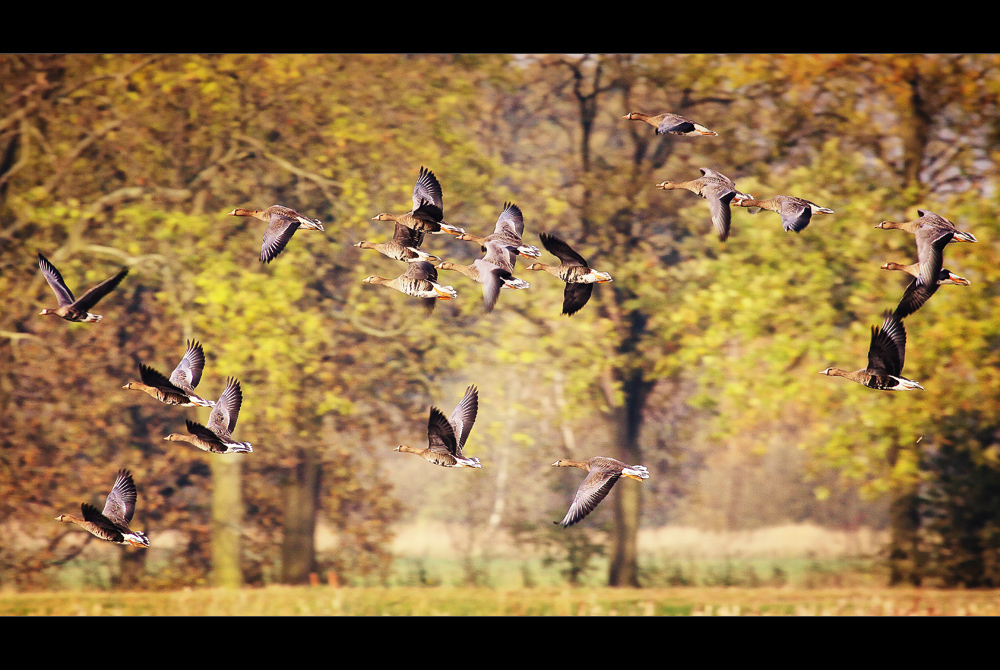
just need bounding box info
[731,195,834,233]
[819,311,924,391]
[228,205,326,265]
[437,261,529,315]
[395,385,481,468]
[454,202,541,260]
[362,260,457,314]
[881,225,970,319]
[552,457,649,528]
[123,340,216,408]
[355,222,440,264]
[55,469,150,547]
[875,209,977,243]
[372,166,464,236]
[37,253,128,323]
[656,168,752,242]
[163,377,253,454]
[526,232,612,316]
[622,111,717,136]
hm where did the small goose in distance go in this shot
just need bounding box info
[395,385,481,468]
[552,457,649,528]
[55,469,150,547]
[880,226,970,319]
[123,340,216,408]
[362,260,457,314]
[819,311,924,391]
[454,202,542,260]
[526,232,612,316]
[228,205,326,264]
[731,195,834,233]
[656,168,752,242]
[37,253,128,323]
[875,209,977,243]
[355,222,440,264]
[371,166,464,236]
[163,377,253,454]
[622,111,718,136]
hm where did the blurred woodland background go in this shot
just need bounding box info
[2,54,1000,592]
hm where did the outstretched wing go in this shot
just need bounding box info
[37,253,75,306]
[411,167,444,221]
[74,267,129,311]
[562,282,595,317]
[493,202,525,238]
[558,469,621,528]
[426,406,459,456]
[207,378,244,436]
[868,311,906,376]
[169,340,207,391]
[539,233,588,267]
[448,385,479,453]
[261,212,301,264]
[102,469,138,524]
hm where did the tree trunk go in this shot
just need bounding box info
[281,448,321,584]
[888,488,922,586]
[211,456,243,587]
[607,369,653,587]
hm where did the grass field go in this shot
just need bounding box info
[4,585,1000,616]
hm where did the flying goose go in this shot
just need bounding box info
[362,261,457,313]
[820,311,924,391]
[526,232,612,316]
[881,225,970,319]
[123,340,216,407]
[163,377,253,454]
[395,385,481,468]
[37,253,128,323]
[731,195,834,233]
[55,469,150,547]
[875,209,977,243]
[552,457,649,528]
[454,202,541,260]
[656,168,752,242]
[372,166,464,236]
[228,205,326,264]
[622,111,718,136]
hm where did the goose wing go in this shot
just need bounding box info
[80,503,126,542]
[73,266,129,311]
[426,406,459,456]
[868,312,906,376]
[168,340,207,392]
[260,210,301,264]
[913,225,953,288]
[656,114,696,135]
[37,253,75,306]
[448,385,479,453]
[558,468,621,528]
[494,202,525,238]
[102,469,138,525]
[207,378,243,436]
[392,222,425,249]
[411,167,444,221]
[562,282,595,316]
[539,232,588,267]
[776,197,813,233]
[139,363,187,394]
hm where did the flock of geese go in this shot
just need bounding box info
[40,107,978,553]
